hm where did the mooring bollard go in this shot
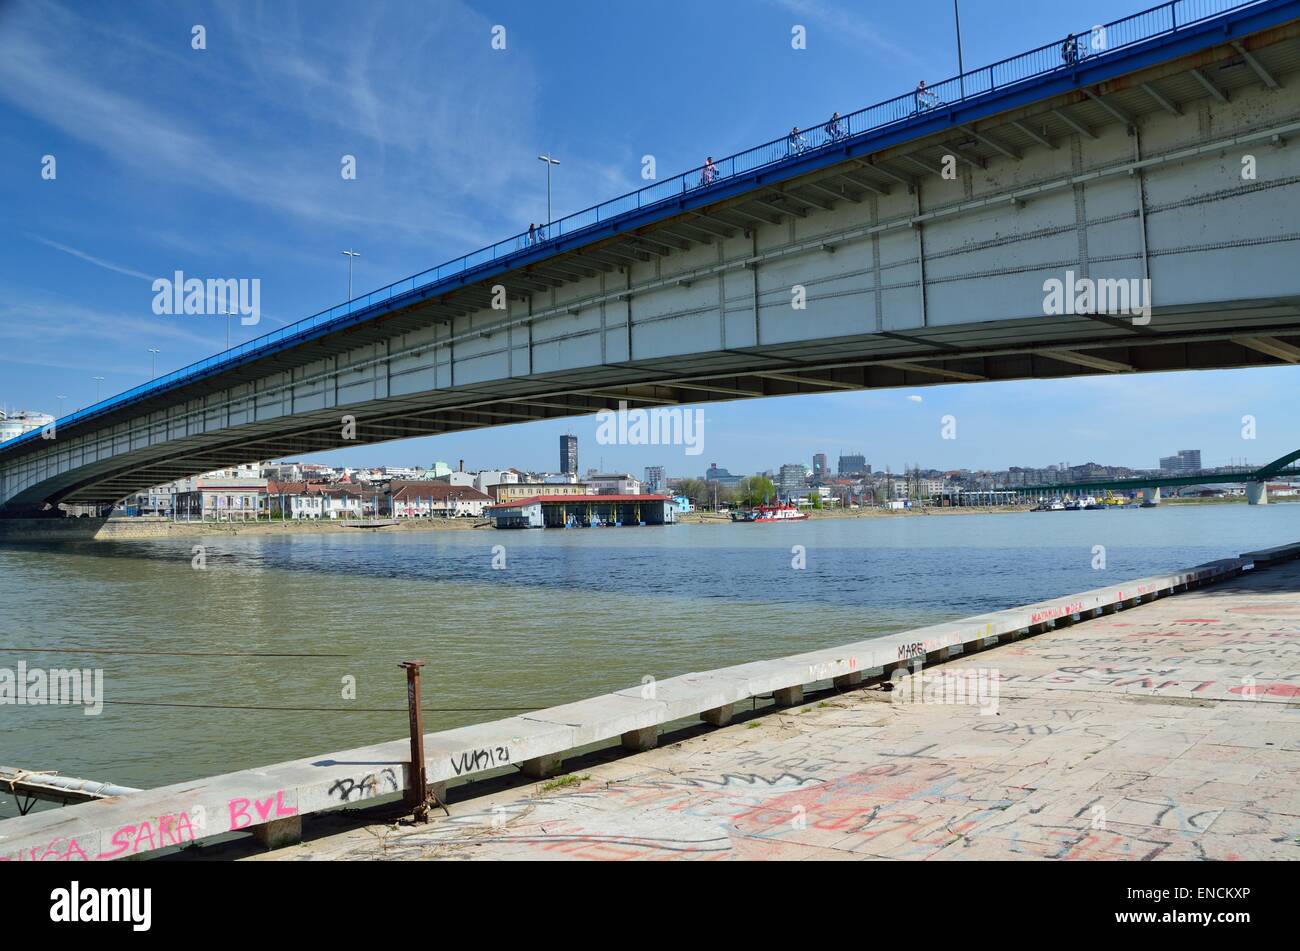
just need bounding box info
[400,660,432,823]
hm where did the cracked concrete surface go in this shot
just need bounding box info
[253,560,1300,861]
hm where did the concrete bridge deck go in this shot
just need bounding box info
[250,556,1300,862]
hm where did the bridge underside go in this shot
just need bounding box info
[16,302,1299,509]
[4,11,1300,510]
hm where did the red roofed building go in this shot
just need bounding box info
[388,481,492,518]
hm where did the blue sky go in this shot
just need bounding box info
[0,0,1294,478]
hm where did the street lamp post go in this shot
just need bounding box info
[93,376,104,402]
[219,309,236,350]
[954,0,966,99]
[341,249,361,301]
[148,348,160,379]
[56,395,66,417]
[537,155,560,228]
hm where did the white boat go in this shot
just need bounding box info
[740,503,809,522]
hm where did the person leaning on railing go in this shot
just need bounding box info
[699,156,718,186]
[826,111,844,141]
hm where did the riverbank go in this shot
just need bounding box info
[674,495,1300,525]
[5,495,1290,541]
[165,517,490,536]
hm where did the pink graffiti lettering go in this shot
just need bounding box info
[228,790,297,831]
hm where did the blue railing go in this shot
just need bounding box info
[0,0,1273,454]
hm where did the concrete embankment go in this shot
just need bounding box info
[3,543,1295,861]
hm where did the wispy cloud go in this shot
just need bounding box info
[31,236,154,282]
[0,0,547,245]
[0,298,220,351]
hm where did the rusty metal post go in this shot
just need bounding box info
[400,661,431,823]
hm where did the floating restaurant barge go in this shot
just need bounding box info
[485,494,676,529]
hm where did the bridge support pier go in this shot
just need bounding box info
[252,815,302,850]
[620,726,658,752]
[1142,487,1162,505]
[701,704,734,727]
[772,685,803,707]
[1247,481,1269,505]
[521,753,563,779]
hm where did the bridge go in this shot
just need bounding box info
[1016,448,1300,503]
[3,0,1300,513]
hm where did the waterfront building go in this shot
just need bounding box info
[265,483,382,519]
[175,469,269,520]
[266,482,327,519]
[389,481,492,518]
[486,493,675,529]
[491,482,592,503]
[124,484,177,516]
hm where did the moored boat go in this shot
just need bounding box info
[738,502,809,522]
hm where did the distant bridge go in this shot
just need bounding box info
[1017,449,1300,502]
[3,0,1300,512]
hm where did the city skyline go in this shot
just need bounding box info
[255,365,1294,478]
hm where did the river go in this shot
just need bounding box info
[2,502,1298,814]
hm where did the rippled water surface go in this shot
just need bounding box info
[3,503,1298,813]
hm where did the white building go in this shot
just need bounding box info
[587,472,642,495]
[474,469,521,495]
[0,410,55,443]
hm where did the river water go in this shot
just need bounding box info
[3,503,1298,814]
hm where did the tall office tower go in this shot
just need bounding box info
[812,453,828,483]
[560,434,579,476]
